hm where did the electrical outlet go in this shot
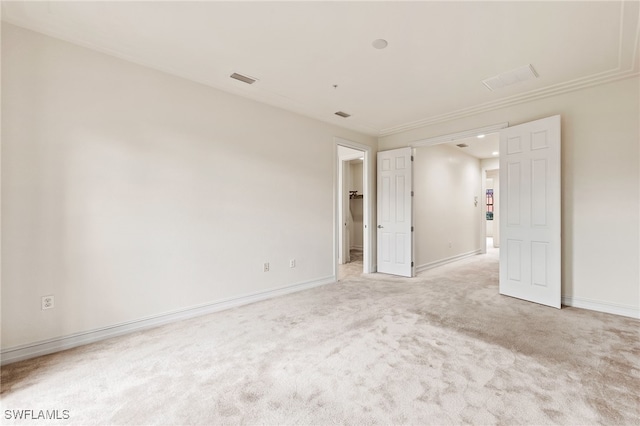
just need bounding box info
[289,259,296,268]
[42,295,55,310]
[263,262,270,272]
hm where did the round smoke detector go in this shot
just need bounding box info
[372,39,388,49]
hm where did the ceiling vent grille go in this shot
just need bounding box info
[482,64,538,91]
[335,111,351,118]
[230,72,257,84]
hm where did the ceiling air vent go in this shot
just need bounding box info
[230,72,257,85]
[456,143,469,148]
[482,64,538,91]
[335,111,351,118]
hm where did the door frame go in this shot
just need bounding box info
[409,122,509,255]
[334,138,375,276]
[484,168,500,252]
[338,152,359,265]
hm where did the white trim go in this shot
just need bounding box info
[561,296,640,319]
[415,249,482,274]
[411,147,417,277]
[0,276,335,366]
[409,122,509,147]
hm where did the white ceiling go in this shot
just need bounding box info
[2,1,639,137]
[445,133,500,160]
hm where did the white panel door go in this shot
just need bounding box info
[500,115,561,308]
[377,147,413,277]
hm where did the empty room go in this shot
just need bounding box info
[1,1,639,425]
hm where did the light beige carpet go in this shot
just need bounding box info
[2,250,639,425]
[338,248,364,281]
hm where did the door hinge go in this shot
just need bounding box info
[411,191,414,197]
[411,155,414,161]
[411,261,414,267]
[411,226,414,232]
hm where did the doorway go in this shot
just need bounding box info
[335,139,373,280]
[407,116,561,309]
[484,168,500,252]
[410,130,502,273]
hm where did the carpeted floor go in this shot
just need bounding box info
[2,248,639,425]
[338,248,364,281]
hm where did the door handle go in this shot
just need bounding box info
[377,225,384,228]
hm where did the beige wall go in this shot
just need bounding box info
[381,76,640,316]
[414,144,482,269]
[349,161,363,249]
[349,161,364,195]
[1,25,376,349]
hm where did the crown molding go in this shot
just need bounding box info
[379,69,639,138]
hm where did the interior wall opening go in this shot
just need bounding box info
[336,142,370,281]
[412,132,501,273]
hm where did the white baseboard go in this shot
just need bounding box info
[1,276,336,366]
[415,249,482,274]
[561,296,640,319]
